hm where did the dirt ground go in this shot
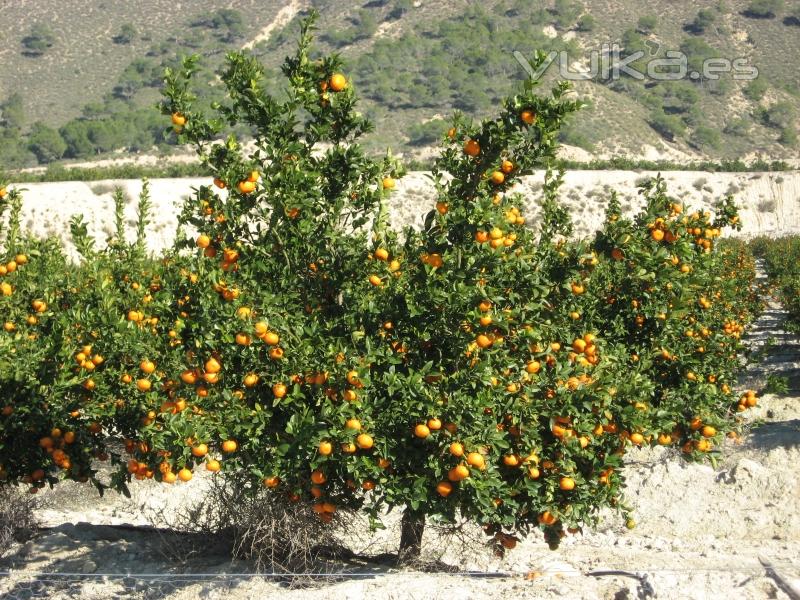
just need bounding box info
[1,266,799,600]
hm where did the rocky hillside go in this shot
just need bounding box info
[0,0,799,168]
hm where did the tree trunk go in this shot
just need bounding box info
[398,508,425,564]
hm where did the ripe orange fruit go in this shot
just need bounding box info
[262,331,280,346]
[238,180,256,194]
[476,334,492,349]
[448,464,470,481]
[651,229,665,242]
[205,357,222,374]
[222,440,237,453]
[329,73,347,91]
[374,248,389,261]
[311,470,327,485]
[701,425,716,438]
[178,468,193,482]
[538,511,557,526]
[449,442,464,457]
[368,274,382,287]
[525,360,541,374]
[272,383,287,398]
[191,443,208,457]
[559,476,575,491]
[136,379,151,392]
[196,234,211,248]
[427,418,442,431]
[140,359,155,374]
[414,423,430,438]
[356,433,374,449]
[463,139,480,157]
[319,441,333,456]
[520,110,536,125]
[466,452,485,470]
[630,432,644,445]
[382,177,395,190]
[695,439,711,452]
[171,112,186,126]
[264,476,280,488]
[436,481,453,497]
[501,160,514,174]
[503,454,520,467]
[206,459,221,472]
[490,171,505,185]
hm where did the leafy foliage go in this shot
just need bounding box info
[752,235,800,329]
[0,14,766,561]
[21,24,56,57]
[743,0,784,18]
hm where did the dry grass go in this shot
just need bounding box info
[0,486,39,559]
[144,477,357,580]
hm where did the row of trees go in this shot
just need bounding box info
[0,15,763,566]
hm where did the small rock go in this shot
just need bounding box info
[81,559,98,573]
[19,540,35,557]
[730,458,768,482]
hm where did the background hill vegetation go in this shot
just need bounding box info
[0,0,798,168]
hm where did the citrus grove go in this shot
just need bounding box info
[0,13,764,561]
[752,235,800,331]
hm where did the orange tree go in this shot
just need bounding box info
[149,14,761,560]
[0,182,167,494]
[350,112,761,553]
[587,183,762,456]
[752,235,800,330]
[126,14,400,492]
[146,17,611,557]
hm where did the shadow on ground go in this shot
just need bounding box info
[745,419,800,452]
[0,522,399,600]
